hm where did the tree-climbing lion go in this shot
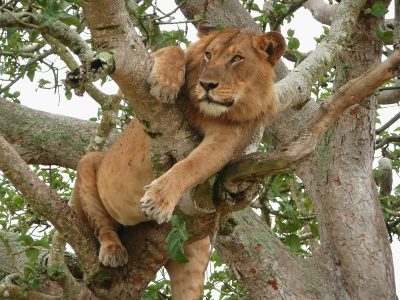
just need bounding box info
[72,22,285,299]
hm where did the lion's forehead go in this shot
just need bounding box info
[208,31,255,55]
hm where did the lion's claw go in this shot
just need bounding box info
[140,194,172,224]
[140,178,177,224]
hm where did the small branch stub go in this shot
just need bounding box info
[64,52,115,96]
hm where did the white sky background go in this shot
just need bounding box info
[7,0,399,295]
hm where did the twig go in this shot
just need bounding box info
[3,8,39,29]
[271,0,308,30]
[376,111,400,134]
[151,0,186,21]
[0,0,16,10]
[0,49,54,94]
[156,20,195,25]
[379,86,400,91]
[375,134,400,149]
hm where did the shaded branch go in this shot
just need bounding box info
[377,79,400,104]
[375,134,400,149]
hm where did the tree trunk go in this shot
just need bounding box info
[297,11,396,299]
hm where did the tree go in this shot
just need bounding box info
[0,0,399,299]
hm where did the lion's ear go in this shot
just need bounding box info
[254,32,286,66]
[197,21,218,38]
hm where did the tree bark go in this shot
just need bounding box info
[0,97,103,169]
[296,11,396,299]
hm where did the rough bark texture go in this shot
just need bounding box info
[0,97,105,169]
[216,209,345,300]
[296,12,396,299]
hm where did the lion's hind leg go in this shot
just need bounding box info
[165,237,210,300]
[72,152,128,267]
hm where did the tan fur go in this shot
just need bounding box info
[72,24,285,299]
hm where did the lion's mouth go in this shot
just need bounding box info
[200,94,234,107]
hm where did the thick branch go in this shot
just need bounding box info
[216,209,339,299]
[221,50,400,188]
[303,0,338,25]
[0,97,109,169]
[81,0,196,168]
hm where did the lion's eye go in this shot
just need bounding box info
[204,52,212,61]
[231,55,244,63]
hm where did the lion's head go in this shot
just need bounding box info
[183,22,286,123]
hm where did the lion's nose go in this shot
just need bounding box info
[199,81,219,91]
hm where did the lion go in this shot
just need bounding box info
[72,22,285,300]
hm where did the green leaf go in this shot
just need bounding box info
[33,238,50,248]
[65,89,72,100]
[166,215,189,263]
[284,234,301,252]
[375,25,394,44]
[288,37,300,50]
[25,247,40,262]
[310,221,319,237]
[286,220,300,233]
[30,278,42,290]
[369,1,388,17]
[57,11,80,27]
[287,29,295,38]
[18,234,34,246]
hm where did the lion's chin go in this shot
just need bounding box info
[198,99,232,117]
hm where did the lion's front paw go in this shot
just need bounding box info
[147,65,185,103]
[140,177,180,224]
[99,243,128,267]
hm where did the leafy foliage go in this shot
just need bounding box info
[166,215,189,263]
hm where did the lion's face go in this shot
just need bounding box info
[184,23,286,122]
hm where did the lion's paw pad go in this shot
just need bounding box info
[99,243,128,267]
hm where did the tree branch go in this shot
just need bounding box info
[276,0,367,110]
[216,208,337,299]
[377,79,400,104]
[303,0,338,25]
[0,97,109,169]
[376,110,400,134]
[0,134,101,273]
